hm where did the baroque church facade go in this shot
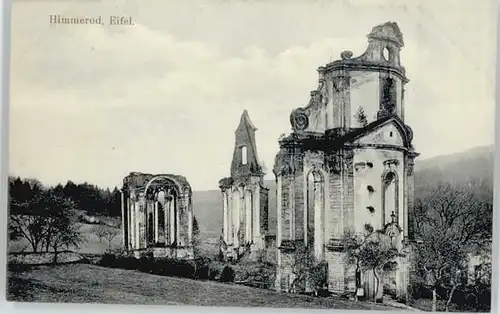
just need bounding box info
[218,110,270,260]
[272,22,418,297]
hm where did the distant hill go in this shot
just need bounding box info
[193,145,494,244]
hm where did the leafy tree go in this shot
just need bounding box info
[411,180,493,312]
[8,176,44,214]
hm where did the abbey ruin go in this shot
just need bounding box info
[122,21,418,301]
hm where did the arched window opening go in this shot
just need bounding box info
[232,189,241,244]
[241,146,248,165]
[157,191,165,203]
[156,191,166,244]
[306,173,315,247]
[305,169,325,259]
[382,171,398,226]
[383,46,390,61]
[161,191,177,246]
[147,210,154,245]
[382,77,396,114]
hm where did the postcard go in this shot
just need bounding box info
[7,0,497,312]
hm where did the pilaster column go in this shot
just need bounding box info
[188,198,193,245]
[233,190,240,246]
[276,176,282,245]
[164,197,170,244]
[227,192,233,244]
[245,189,252,243]
[133,201,138,249]
[120,190,127,247]
[154,201,159,243]
[127,198,134,249]
[129,200,134,249]
[135,199,140,248]
[222,190,228,242]
[176,199,181,246]
[314,181,323,259]
[170,197,176,244]
[239,188,245,244]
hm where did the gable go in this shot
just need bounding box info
[353,122,405,147]
[231,111,262,178]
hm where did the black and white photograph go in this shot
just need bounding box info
[6,0,497,312]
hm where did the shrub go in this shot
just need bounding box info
[115,255,138,270]
[137,253,155,273]
[97,251,236,282]
[98,253,117,267]
[220,265,235,283]
[7,261,31,274]
[194,257,211,280]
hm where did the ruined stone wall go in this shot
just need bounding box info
[343,157,355,235]
[260,186,269,235]
[352,148,405,232]
[293,174,304,241]
[280,174,293,241]
[327,172,343,240]
[349,71,380,127]
[326,251,345,292]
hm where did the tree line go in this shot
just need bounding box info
[9,176,121,217]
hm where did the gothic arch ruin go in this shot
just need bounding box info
[121,172,194,259]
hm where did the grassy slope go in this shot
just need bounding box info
[7,263,396,310]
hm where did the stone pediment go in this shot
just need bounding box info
[353,120,406,147]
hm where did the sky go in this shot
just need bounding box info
[9,0,497,191]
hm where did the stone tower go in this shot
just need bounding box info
[273,22,418,298]
[219,110,269,260]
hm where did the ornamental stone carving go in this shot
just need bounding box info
[290,108,309,131]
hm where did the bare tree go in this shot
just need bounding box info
[10,214,47,253]
[281,244,327,295]
[412,180,492,312]
[343,224,404,302]
[93,225,119,249]
[46,218,86,264]
[93,225,107,243]
[103,227,119,249]
[342,229,367,300]
[10,191,79,253]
